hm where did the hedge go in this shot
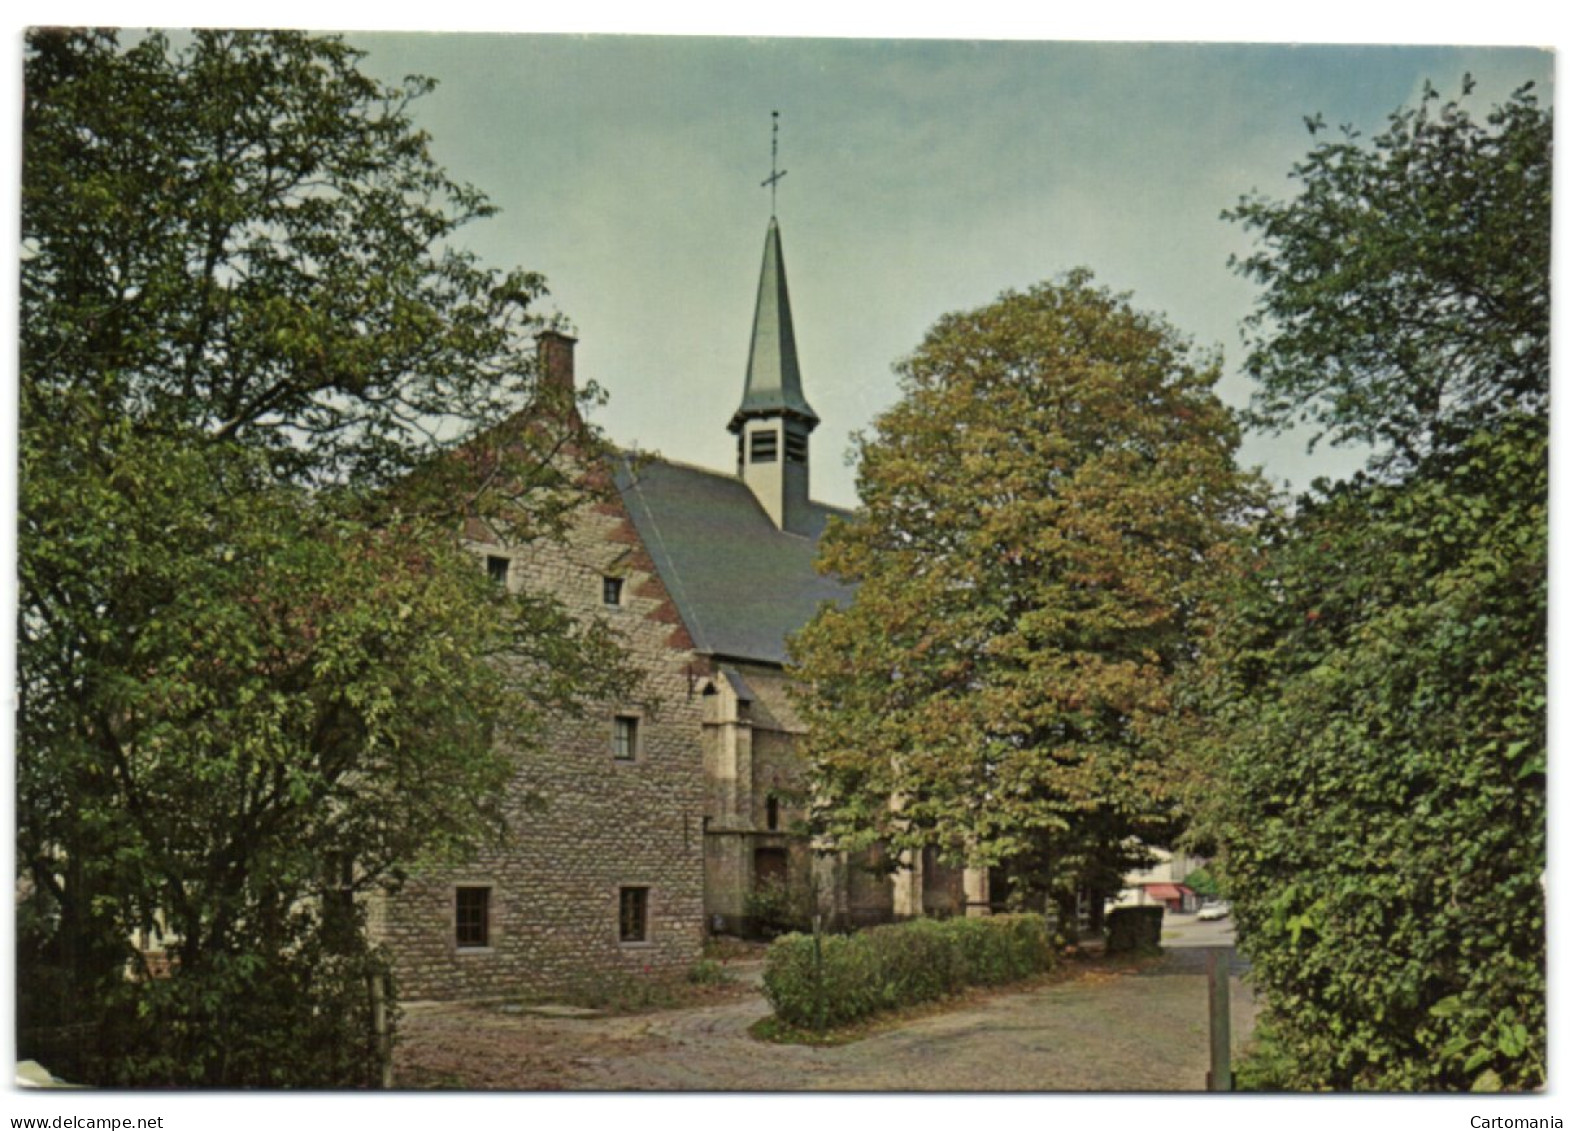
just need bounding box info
[761,914,1055,1030]
[1105,905,1164,954]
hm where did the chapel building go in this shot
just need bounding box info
[372,216,982,1000]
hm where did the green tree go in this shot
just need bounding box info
[24,28,568,489]
[1226,77,1550,471]
[1191,79,1549,1090]
[791,272,1262,914]
[19,30,630,1085]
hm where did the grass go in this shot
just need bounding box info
[703,937,768,963]
[500,962,746,1016]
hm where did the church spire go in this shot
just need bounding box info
[731,114,819,535]
[729,216,820,435]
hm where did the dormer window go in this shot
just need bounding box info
[602,576,624,606]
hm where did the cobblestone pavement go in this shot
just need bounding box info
[395,946,1258,1092]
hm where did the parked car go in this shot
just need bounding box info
[1197,901,1231,922]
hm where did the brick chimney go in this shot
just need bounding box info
[536,329,578,395]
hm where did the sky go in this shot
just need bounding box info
[338,33,1552,509]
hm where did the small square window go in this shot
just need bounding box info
[486,555,509,585]
[603,576,624,606]
[612,715,639,761]
[456,886,490,949]
[619,886,649,943]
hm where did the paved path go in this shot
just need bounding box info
[396,946,1258,1091]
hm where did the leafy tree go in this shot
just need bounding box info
[1192,79,1549,1090]
[24,28,569,489]
[1226,78,1550,472]
[1180,866,1220,900]
[791,272,1262,915]
[19,30,630,1085]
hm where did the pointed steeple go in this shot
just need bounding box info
[730,217,820,535]
[729,217,819,434]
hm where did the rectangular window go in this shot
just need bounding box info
[486,555,509,586]
[456,886,490,949]
[603,576,624,606]
[784,430,808,464]
[619,886,649,943]
[612,715,639,761]
[749,431,778,464]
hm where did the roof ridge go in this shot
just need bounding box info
[616,449,736,483]
[619,449,856,517]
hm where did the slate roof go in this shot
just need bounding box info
[614,455,853,665]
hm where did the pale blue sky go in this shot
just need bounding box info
[347,34,1552,507]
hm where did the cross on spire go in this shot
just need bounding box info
[760,110,787,216]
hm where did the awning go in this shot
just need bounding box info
[1142,883,1194,901]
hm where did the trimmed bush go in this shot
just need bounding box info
[762,914,1054,1030]
[1106,905,1165,954]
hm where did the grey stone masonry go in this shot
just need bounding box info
[373,477,708,1001]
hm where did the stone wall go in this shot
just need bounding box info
[374,481,708,1001]
[700,657,860,934]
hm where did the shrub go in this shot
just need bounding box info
[761,914,1054,1030]
[686,959,731,986]
[744,876,810,938]
[62,936,395,1087]
[1106,906,1164,954]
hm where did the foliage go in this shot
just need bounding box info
[1193,420,1546,1090]
[1225,78,1550,473]
[686,959,732,986]
[703,936,767,963]
[762,914,1054,1030]
[1181,866,1220,899]
[1105,906,1165,955]
[23,29,584,494]
[1229,1015,1304,1093]
[743,876,812,938]
[1192,79,1549,1091]
[792,271,1263,907]
[19,30,632,1086]
[536,965,742,1013]
[71,910,392,1087]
